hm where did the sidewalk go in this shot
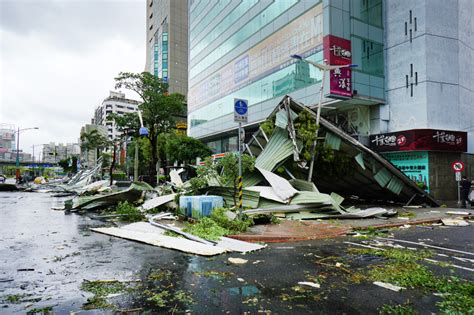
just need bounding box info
[229,207,473,243]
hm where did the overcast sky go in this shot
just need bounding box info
[0,0,145,158]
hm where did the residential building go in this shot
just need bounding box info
[188,0,473,200]
[145,0,188,96]
[0,124,32,163]
[94,91,140,140]
[42,143,80,164]
[0,124,15,161]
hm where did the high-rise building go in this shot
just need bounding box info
[188,0,473,200]
[94,91,140,140]
[145,0,188,96]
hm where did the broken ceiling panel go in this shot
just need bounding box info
[354,153,366,170]
[374,168,392,188]
[386,176,404,195]
[325,132,342,151]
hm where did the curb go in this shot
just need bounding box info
[352,214,474,230]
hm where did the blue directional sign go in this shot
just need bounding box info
[234,98,248,123]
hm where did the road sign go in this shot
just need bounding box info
[455,172,462,181]
[451,161,465,172]
[234,98,248,123]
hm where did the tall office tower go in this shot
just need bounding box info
[145,0,188,96]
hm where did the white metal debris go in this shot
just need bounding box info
[373,281,405,292]
[256,167,298,202]
[298,281,321,289]
[441,217,469,226]
[141,194,176,211]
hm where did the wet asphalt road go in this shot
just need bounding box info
[0,191,473,314]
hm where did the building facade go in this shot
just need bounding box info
[42,143,80,164]
[369,0,473,200]
[94,91,140,140]
[187,0,473,200]
[145,0,188,96]
[0,124,32,163]
[188,0,384,151]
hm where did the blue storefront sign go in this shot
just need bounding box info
[383,151,430,191]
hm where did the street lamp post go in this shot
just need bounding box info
[137,110,149,182]
[290,54,357,181]
[15,127,39,181]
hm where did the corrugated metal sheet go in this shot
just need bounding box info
[289,179,319,193]
[242,171,263,187]
[206,187,260,208]
[290,191,332,205]
[246,186,286,203]
[354,153,366,170]
[386,176,404,195]
[325,132,341,151]
[255,127,294,171]
[257,198,286,209]
[330,192,344,207]
[275,108,298,129]
[374,167,391,187]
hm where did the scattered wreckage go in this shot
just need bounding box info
[17,96,443,256]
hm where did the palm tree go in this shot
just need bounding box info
[80,129,110,168]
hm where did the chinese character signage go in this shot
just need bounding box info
[383,151,430,191]
[323,35,352,98]
[370,129,467,152]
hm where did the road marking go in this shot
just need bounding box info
[424,258,474,272]
[376,237,474,257]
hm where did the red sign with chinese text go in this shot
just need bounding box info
[370,129,468,152]
[323,35,352,98]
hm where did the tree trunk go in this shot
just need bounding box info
[110,143,117,186]
[149,135,158,187]
[134,140,139,182]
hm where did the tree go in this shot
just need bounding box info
[107,112,141,180]
[218,153,255,206]
[115,72,185,185]
[58,157,77,174]
[164,133,212,165]
[80,129,110,168]
[190,153,255,206]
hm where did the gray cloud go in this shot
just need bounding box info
[0,0,145,158]
[1,0,144,52]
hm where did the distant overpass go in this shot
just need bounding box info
[0,160,58,167]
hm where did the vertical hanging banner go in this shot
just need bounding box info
[323,35,353,98]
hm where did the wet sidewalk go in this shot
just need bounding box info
[230,207,473,242]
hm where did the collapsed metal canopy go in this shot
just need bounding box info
[244,96,439,207]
